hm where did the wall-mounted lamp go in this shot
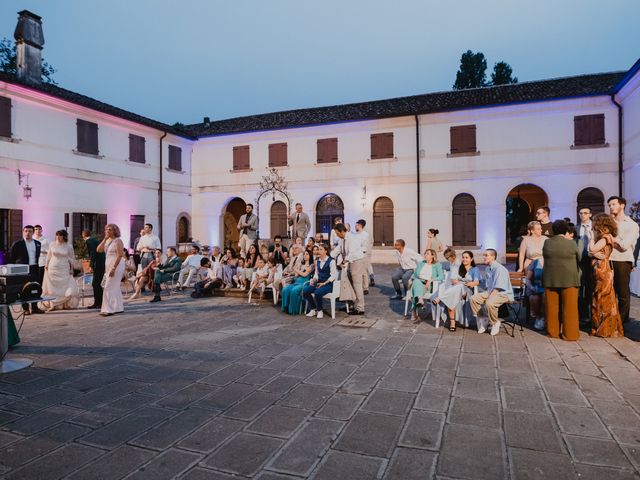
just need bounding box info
[17,169,32,200]
[360,186,367,208]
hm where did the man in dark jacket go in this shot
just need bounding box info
[9,225,43,314]
[150,247,182,302]
[83,229,105,309]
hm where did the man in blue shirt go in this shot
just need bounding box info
[470,249,514,336]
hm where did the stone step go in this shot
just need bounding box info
[212,287,274,302]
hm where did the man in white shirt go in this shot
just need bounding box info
[335,223,367,315]
[177,245,204,290]
[392,239,422,300]
[136,223,161,268]
[608,196,640,323]
[355,219,374,291]
[33,224,50,285]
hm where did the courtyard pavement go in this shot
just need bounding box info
[0,265,639,479]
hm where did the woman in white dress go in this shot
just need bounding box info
[433,251,481,331]
[97,224,125,316]
[41,229,79,311]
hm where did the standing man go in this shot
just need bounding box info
[132,228,144,269]
[470,249,514,336]
[536,206,553,237]
[354,220,374,290]
[288,203,311,240]
[608,196,640,324]
[576,207,594,324]
[237,203,258,258]
[136,223,161,269]
[335,223,367,315]
[391,239,423,300]
[33,225,50,286]
[9,225,42,314]
[83,229,105,310]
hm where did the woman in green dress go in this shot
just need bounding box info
[281,249,315,315]
[410,249,444,322]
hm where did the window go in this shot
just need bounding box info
[0,96,11,138]
[129,134,146,164]
[76,119,99,155]
[316,193,344,234]
[268,142,288,167]
[71,212,107,245]
[0,209,22,260]
[373,197,394,246]
[574,114,605,147]
[371,133,394,159]
[168,145,182,171]
[317,138,338,164]
[129,214,145,249]
[450,125,476,155]
[233,145,250,170]
[452,193,477,246]
[270,201,288,238]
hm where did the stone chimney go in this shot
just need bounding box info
[14,10,45,84]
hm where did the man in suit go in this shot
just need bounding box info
[9,225,43,314]
[576,207,593,325]
[288,203,311,240]
[82,229,105,309]
[237,203,258,258]
[150,247,183,302]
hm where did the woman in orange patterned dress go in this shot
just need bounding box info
[589,213,624,337]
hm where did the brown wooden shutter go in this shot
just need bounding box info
[382,132,394,158]
[328,138,338,162]
[233,145,250,170]
[464,125,476,152]
[129,134,146,163]
[0,96,11,138]
[372,133,394,159]
[317,138,338,163]
[77,119,99,155]
[592,114,605,145]
[574,116,587,146]
[450,127,463,154]
[450,125,476,154]
[574,114,604,146]
[269,143,287,167]
[317,139,325,163]
[71,213,82,244]
[168,145,182,170]
[9,209,23,245]
[370,134,381,159]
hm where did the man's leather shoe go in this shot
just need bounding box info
[348,310,365,316]
[369,278,375,286]
[150,296,161,303]
[364,290,369,295]
[87,304,100,309]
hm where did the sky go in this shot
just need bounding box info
[1,0,639,125]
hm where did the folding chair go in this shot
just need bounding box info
[77,273,93,306]
[501,270,526,337]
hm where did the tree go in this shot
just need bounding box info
[0,37,56,84]
[453,50,487,90]
[491,61,518,86]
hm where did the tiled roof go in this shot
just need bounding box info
[0,72,194,139]
[189,71,626,137]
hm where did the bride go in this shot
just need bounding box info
[41,229,80,311]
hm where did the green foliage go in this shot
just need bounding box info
[491,61,518,86]
[453,50,487,90]
[0,37,57,84]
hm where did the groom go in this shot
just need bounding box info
[83,230,105,309]
[9,225,43,314]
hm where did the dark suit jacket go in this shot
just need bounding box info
[85,236,105,271]
[9,239,41,265]
[542,235,580,288]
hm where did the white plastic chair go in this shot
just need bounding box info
[248,265,282,304]
[404,279,442,322]
[302,280,341,319]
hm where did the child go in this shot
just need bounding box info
[249,257,270,299]
[233,257,247,290]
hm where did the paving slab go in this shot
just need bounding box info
[311,450,386,480]
[509,447,577,480]
[437,424,505,479]
[204,432,284,476]
[334,412,404,458]
[383,447,437,479]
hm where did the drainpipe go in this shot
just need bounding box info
[159,132,167,245]
[415,115,422,252]
[610,94,623,196]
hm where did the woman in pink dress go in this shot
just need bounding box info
[97,224,125,316]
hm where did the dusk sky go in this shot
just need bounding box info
[1,0,639,125]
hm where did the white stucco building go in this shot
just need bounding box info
[1,10,639,264]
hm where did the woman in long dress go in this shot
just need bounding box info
[97,224,125,316]
[281,249,314,315]
[41,229,79,311]
[433,251,480,331]
[589,213,624,337]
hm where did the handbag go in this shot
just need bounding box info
[101,274,107,288]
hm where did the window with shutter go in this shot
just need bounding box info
[168,145,182,171]
[129,134,146,164]
[76,119,99,155]
[574,114,605,147]
[317,138,338,163]
[371,133,394,160]
[233,145,250,170]
[269,143,288,167]
[450,125,476,155]
[0,96,11,138]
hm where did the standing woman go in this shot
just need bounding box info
[424,229,444,255]
[409,249,444,323]
[41,229,79,311]
[517,221,547,272]
[589,213,624,337]
[97,224,125,316]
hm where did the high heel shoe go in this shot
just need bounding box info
[449,319,457,332]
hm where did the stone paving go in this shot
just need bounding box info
[0,265,639,479]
